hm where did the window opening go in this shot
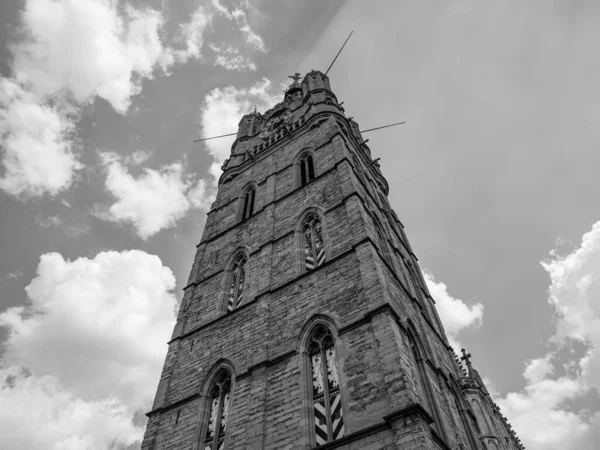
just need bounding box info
[303,214,326,271]
[203,371,231,450]
[300,153,315,186]
[227,254,247,312]
[309,326,344,445]
[241,188,255,220]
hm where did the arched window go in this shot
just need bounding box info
[299,153,315,186]
[202,370,232,450]
[240,187,255,221]
[227,253,247,312]
[303,213,326,271]
[309,325,344,445]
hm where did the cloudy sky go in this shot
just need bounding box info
[1,0,599,449]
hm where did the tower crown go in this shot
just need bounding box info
[220,70,344,184]
[302,69,332,95]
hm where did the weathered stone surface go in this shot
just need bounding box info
[142,71,522,450]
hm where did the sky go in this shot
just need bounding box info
[0,1,599,449]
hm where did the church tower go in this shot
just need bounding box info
[141,71,523,450]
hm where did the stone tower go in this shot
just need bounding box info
[141,71,523,450]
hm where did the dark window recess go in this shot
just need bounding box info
[242,188,255,220]
[300,154,315,186]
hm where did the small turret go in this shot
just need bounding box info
[302,70,332,97]
[236,110,262,141]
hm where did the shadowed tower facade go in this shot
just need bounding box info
[141,72,523,450]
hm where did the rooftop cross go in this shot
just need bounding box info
[460,348,472,366]
[288,73,302,83]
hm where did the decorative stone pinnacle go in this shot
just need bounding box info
[288,72,302,83]
[460,348,472,366]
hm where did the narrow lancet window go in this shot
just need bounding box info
[203,371,231,450]
[227,254,247,312]
[241,187,255,220]
[309,325,344,445]
[299,153,315,186]
[303,214,326,271]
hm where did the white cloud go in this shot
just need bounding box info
[174,5,212,62]
[542,222,600,386]
[498,371,589,449]
[210,44,257,71]
[2,271,24,281]
[11,0,172,113]
[212,0,268,53]
[35,214,63,228]
[0,365,140,450]
[0,250,178,450]
[494,220,600,450]
[34,213,90,236]
[423,271,484,350]
[200,78,279,180]
[0,79,82,198]
[1,0,212,199]
[124,149,153,166]
[97,152,213,239]
[239,23,268,53]
[212,0,233,19]
[188,178,213,210]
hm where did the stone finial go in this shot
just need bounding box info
[460,348,472,366]
[461,348,475,377]
[288,73,302,83]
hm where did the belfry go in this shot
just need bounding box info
[141,71,523,450]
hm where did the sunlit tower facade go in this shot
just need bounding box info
[142,71,522,450]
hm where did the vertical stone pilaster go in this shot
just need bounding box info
[387,406,436,450]
[371,311,419,411]
[230,366,269,450]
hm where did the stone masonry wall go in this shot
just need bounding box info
[142,74,516,450]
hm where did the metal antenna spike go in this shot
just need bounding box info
[193,132,237,143]
[360,122,406,134]
[325,31,353,76]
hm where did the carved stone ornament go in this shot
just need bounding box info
[458,377,479,390]
[260,111,292,139]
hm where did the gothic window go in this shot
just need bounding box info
[202,370,232,450]
[302,213,326,271]
[240,187,255,221]
[309,325,345,445]
[299,153,315,186]
[227,253,247,312]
